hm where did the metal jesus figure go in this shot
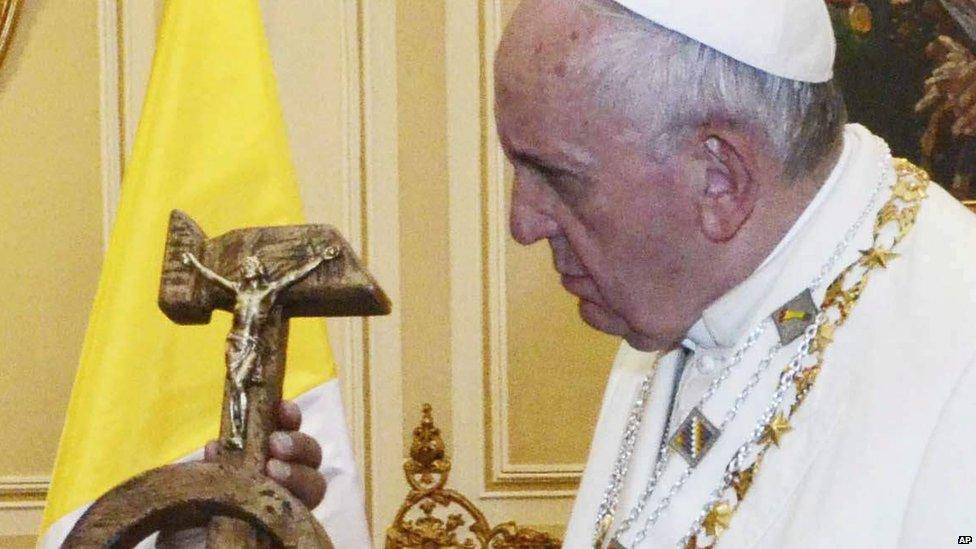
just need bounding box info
[182,245,341,449]
[63,211,389,548]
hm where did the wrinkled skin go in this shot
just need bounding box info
[245,0,837,520]
[494,0,826,352]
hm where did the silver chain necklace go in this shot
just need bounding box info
[677,310,825,547]
[595,140,891,549]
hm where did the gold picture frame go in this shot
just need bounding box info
[0,0,20,72]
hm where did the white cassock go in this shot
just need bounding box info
[564,123,976,548]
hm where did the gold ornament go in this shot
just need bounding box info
[761,413,792,447]
[388,405,561,548]
[813,321,836,353]
[892,179,927,202]
[694,160,931,548]
[892,205,919,240]
[703,501,733,537]
[875,203,899,232]
[860,247,900,269]
[795,365,822,396]
[731,463,758,501]
[849,2,873,34]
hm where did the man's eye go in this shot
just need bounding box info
[544,172,584,201]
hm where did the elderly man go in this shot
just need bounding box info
[492,0,976,548]
[234,1,975,547]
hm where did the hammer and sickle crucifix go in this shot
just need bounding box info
[63,210,390,548]
[181,243,342,450]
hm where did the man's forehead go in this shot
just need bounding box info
[497,0,606,77]
[495,6,609,116]
[495,1,651,167]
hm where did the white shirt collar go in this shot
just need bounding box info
[683,123,886,352]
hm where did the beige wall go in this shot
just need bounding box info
[0,0,621,544]
[396,0,454,454]
[0,0,103,540]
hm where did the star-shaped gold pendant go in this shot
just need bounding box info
[761,413,792,447]
[703,501,733,537]
[860,247,899,269]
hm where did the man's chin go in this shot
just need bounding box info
[578,299,629,337]
[578,300,674,352]
[623,333,671,352]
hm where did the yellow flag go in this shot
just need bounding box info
[41,0,336,538]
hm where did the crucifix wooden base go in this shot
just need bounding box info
[62,210,391,548]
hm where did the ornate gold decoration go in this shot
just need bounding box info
[859,247,900,269]
[692,159,932,547]
[811,321,836,353]
[731,459,759,501]
[0,0,20,72]
[892,178,928,202]
[386,405,562,548]
[794,364,822,397]
[702,501,733,537]
[760,413,793,447]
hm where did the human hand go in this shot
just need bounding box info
[204,400,326,509]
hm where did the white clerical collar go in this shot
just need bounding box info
[683,123,886,352]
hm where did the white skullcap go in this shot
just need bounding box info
[610,0,836,83]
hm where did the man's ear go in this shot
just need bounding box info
[697,134,758,242]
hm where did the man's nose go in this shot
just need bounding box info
[509,179,558,245]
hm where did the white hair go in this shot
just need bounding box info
[576,0,847,180]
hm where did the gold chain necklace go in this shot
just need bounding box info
[683,159,932,548]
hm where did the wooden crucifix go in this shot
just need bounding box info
[63,210,390,548]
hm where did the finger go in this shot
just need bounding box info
[204,440,220,462]
[276,400,302,431]
[267,459,327,509]
[269,431,323,470]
